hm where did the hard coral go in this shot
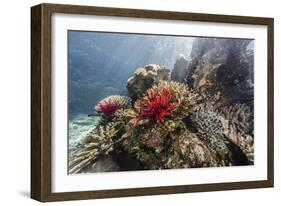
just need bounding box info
[69,124,117,174]
[190,111,228,155]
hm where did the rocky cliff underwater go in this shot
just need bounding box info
[68,34,254,174]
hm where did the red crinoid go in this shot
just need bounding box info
[95,102,119,116]
[137,87,176,124]
[95,95,131,117]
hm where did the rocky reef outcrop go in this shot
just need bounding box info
[126,64,170,102]
[185,38,254,110]
[218,103,254,162]
[171,54,189,83]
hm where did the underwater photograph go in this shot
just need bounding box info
[68,31,254,174]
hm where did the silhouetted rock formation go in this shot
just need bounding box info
[126,64,170,102]
[185,38,254,109]
[171,54,189,83]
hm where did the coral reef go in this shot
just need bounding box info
[69,56,254,173]
[121,121,221,169]
[126,64,170,102]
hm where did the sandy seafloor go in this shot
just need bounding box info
[68,114,101,154]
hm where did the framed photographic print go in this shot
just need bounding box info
[31,3,274,202]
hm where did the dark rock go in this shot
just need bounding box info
[110,150,144,171]
[226,140,250,166]
[81,155,120,173]
[185,38,254,109]
[126,64,170,102]
[171,54,189,82]
[79,152,144,173]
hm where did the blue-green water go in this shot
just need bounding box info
[68,31,194,119]
[68,31,195,147]
[68,114,101,153]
